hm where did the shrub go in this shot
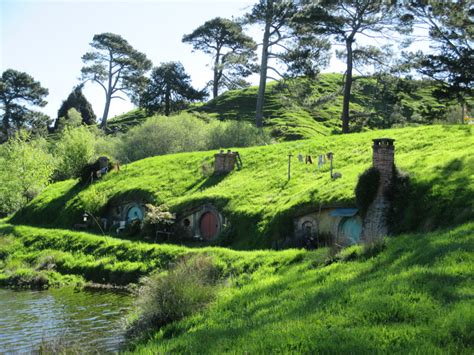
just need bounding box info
[207,120,272,150]
[54,126,97,179]
[126,255,221,340]
[355,167,380,217]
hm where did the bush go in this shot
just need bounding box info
[126,255,221,340]
[114,113,272,163]
[54,126,97,179]
[207,120,272,150]
[355,167,380,217]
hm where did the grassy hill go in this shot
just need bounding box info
[12,125,474,249]
[108,73,460,140]
[1,220,472,352]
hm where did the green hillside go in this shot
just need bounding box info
[108,73,461,140]
[1,220,472,352]
[12,125,474,249]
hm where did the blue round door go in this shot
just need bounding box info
[127,206,143,222]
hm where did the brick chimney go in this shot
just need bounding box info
[361,138,395,243]
[372,138,395,194]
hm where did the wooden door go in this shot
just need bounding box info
[200,212,218,240]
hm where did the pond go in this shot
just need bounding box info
[0,288,132,353]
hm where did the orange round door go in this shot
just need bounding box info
[200,212,218,240]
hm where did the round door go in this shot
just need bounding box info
[338,217,362,246]
[200,212,219,240]
[127,206,143,222]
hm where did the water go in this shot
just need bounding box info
[0,288,132,353]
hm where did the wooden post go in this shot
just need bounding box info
[288,154,292,180]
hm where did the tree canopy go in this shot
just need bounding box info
[245,0,330,128]
[140,62,207,116]
[55,84,96,130]
[183,17,257,99]
[295,0,412,133]
[81,32,152,129]
[0,69,49,142]
[406,1,473,107]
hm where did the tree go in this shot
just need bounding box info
[183,17,258,99]
[295,0,412,133]
[0,131,54,214]
[55,84,96,130]
[140,62,207,116]
[245,0,297,128]
[81,33,152,129]
[245,0,330,128]
[55,108,83,132]
[0,69,49,142]
[405,1,473,121]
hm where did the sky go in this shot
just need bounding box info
[1,0,410,122]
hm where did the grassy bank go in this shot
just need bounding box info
[0,222,312,288]
[12,125,474,248]
[131,222,474,353]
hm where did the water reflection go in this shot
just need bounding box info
[0,288,131,353]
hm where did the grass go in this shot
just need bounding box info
[0,221,311,288]
[130,222,474,353]
[12,125,474,249]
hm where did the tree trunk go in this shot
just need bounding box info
[255,0,272,129]
[100,94,112,129]
[213,49,221,99]
[100,53,114,130]
[341,39,354,134]
[2,106,10,140]
[165,86,171,116]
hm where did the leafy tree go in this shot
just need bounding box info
[0,131,54,214]
[140,62,207,116]
[405,1,473,121]
[295,0,412,133]
[245,0,330,128]
[183,17,257,99]
[54,126,97,180]
[55,108,83,132]
[55,84,96,130]
[0,69,49,142]
[81,33,152,129]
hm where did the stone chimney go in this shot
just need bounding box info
[361,138,395,243]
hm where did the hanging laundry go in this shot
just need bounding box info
[318,155,324,169]
[305,155,313,164]
[297,153,304,163]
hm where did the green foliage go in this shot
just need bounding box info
[114,113,271,163]
[0,69,49,141]
[54,126,97,179]
[0,132,54,214]
[55,84,96,129]
[126,255,221,340]
[406,1,473,102]
[55,108,83,132]
[140,62,207,116]
[355,167,380,217]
